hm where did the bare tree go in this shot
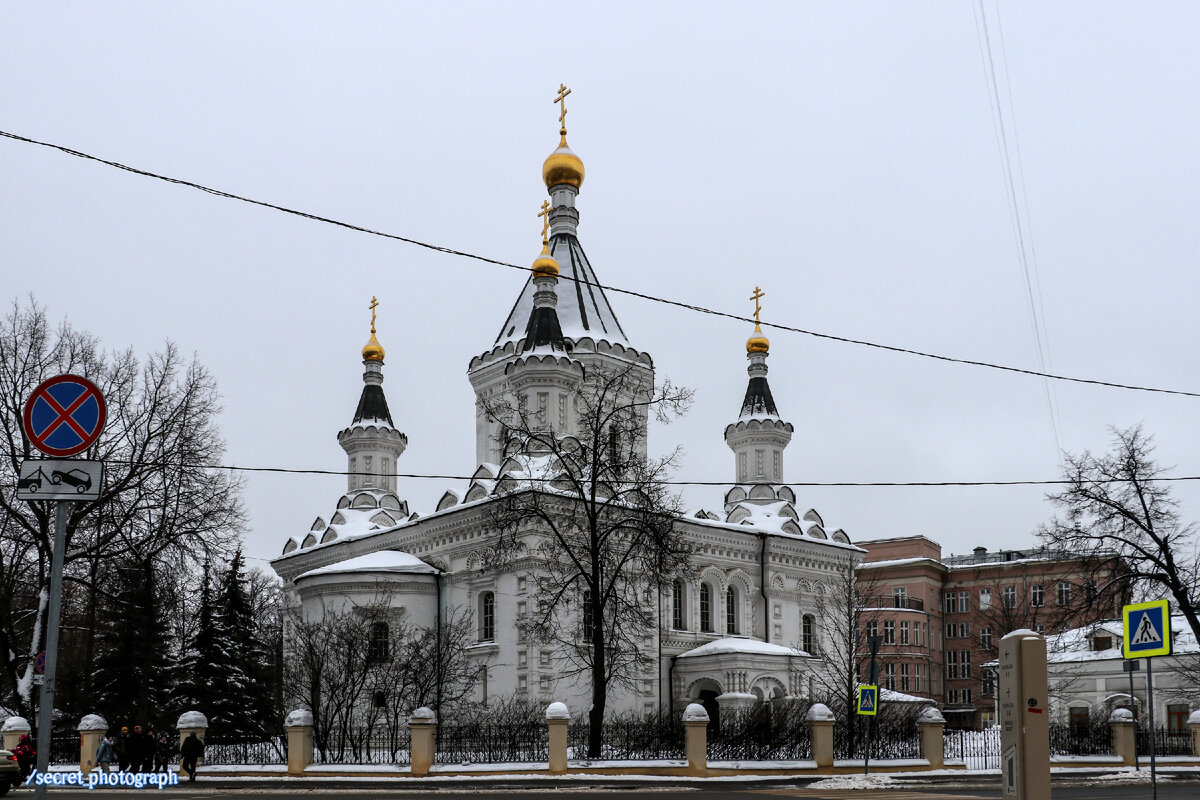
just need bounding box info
[1039,425,1199,645]
[0,298,244,715]
[484,363,693,757]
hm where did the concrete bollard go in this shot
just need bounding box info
[545,702,569,775]
[1,717,30,753]
[1108,708,1137,766]
[1189,710,1200,758]
[284,709,315,775]
[78,714,108,775]
[683,703,709,777]
[409,707,437,777]
[177,711,208,773]
[806,703,835,769]
[916,707,946,769]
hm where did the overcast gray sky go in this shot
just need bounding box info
[4,2,1198,573]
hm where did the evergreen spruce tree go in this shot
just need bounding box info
[91,556,177,728]
[177,562,224,721]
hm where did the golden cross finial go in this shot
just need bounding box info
[369,296,379,334]
[750,286,765,324]
[554,83,571,134]
[537,200,553,243]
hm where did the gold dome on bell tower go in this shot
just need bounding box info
[542,84,585,189]
[362,296,385,362]
[746,286,770,354]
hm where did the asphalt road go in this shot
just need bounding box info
[6,777,1198,799]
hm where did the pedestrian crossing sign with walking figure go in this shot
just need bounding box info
[857,685,879,716]
[1123,599,1171,658]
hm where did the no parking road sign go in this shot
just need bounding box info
[1123,599,1172,659]
[23,374,106,457]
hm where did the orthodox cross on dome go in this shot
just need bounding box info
[554,83,571,134]
[537,200,553,243]
[369,295,379,333]
[750,286,765,324]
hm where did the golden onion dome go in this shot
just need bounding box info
[362,331,385,362]
[542,134,585,189]
[746,324,770,354]
[532,242,560,278]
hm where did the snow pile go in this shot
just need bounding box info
[1,717,30,732]
[544,703,570,720]
[917,707,946,724]
[77,714,107,731]
[411,707,437,723]
[682,703,709,722]
[285,709,313,728]
[805,703,834,722]
[176,711,208,729]
[677,638,806,659]
[809,774,898,790]
[296,550,438,580]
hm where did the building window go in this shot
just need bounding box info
[944,591,957,614]
[700,583,713,632]
[1034,624,1046,634]
[1092,635,1113,651]
[725,586,738,635]
[900,621,910,645]
[479,592,495,642]
[949,689,960,704]
[915,663,923,693]
[866,620,878,640]
[947,650,959,680]
[802,614,816,654]
[982,671,995,696]
[1085,580,1099,603]
[373,690,387,709]
[893,587,907,607]
[958,591,970,612]
[981,627,993,650]
[1031,584,1044,607]
[961,650,972,678]
[582,589,594,640]
[1057,582,1072,605]
[368,621,390,663]
[901,663,911,692]
[918,622,925,647]
[979,588,992,610]
[884,663,896,691]
[962,688,972,705]
[946,622,956,640]
[959,622,970,639]
[672,580,685,630]
[1168,704,1190,732]
[1069,706,1089,732]
[1003,586,1016,609]
[884,620,895,645]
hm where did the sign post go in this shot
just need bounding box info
[1123,599,1171,800]
[19,375,105,800]
[1122,659,1141,770]
[999,629,1050,800]
[860,634,882,775]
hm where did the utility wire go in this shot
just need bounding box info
[8,456,1200,488]
[3,128,1199,399]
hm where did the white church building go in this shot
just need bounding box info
[270,100,863,720]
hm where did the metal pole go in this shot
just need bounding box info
[1147,658,1157,800]
[33,500,69,800]
[1127,661,1139,770]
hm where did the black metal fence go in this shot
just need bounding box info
[314,728,410,765]
[202,735,287,766]
[48,732,78,765]
[567,714,685,761]
[1048,722,1114,756]
[436,721,547,764]
[708,705,811,761]
[834,718,921,761]
[944,727,1000,769]
[1137,727,1193,757]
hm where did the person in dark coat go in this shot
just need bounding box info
[95,735,117,773]
[128,725,153,772]
[12,734,35,780]
[179,732,204,782]
[153,734,175,773]
[114,727,130,771]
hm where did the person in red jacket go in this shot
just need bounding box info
[12,734,35,781]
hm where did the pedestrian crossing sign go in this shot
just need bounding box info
[1122,599,1171,658]
[857,685,879,716]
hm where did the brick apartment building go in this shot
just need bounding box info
[855,536,1130,729]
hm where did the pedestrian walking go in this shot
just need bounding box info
[129,725,153,772]
[95,735,117,773]
[114,726,130,771]
[179,731,204,783]
[154,733,176,773]
[12,734,35,781]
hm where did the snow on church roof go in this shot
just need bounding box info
[295,550,438,581]
[678,638,809,659]
[495,234,628,347]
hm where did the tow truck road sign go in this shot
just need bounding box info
[857,684,879,716]
[23,374,106,457]
[34,653,45,674]
[17,459,103,501]
[1123,599,1171,658]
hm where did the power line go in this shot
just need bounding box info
[3,127,1199,399]
[8,455,1200,489]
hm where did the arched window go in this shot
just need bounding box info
[802,614,815,654]
[725,586,738,635]
[368,621,389,663]
[479,591,495,642]
[672,579,686,630]
[700,583,713,632]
